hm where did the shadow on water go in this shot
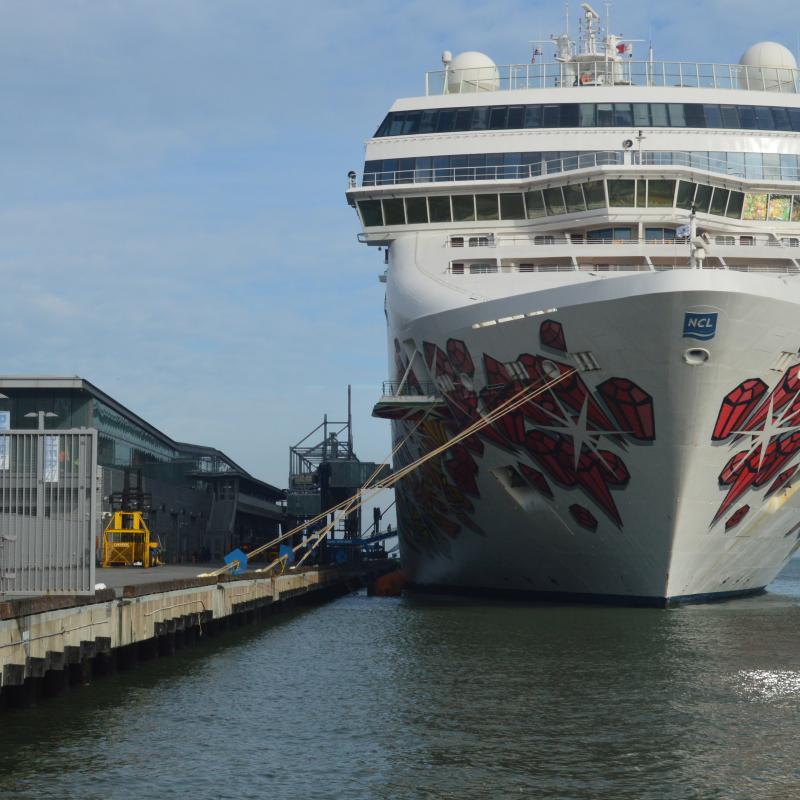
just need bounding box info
[1,559,800,800]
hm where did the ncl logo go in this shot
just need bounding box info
[683,312,718,341]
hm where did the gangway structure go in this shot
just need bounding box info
[286,387,389,562]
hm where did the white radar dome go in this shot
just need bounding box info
[738,42,797,91]
[739,41,797,70]
[447,51,499,94]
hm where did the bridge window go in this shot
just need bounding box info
[648,180,677,207]
[500,193,526,220]
[607,179,636,207]
[709,188,729,216]
[583,180,606,209]
[428,196,452,223]
[694,184,713,213]
[543,187,566,216]
[726,191,745,219]
[405,196,429,224]
[358,183,800,231]
[452,195,476,221]
[382,198,405,225]
[524,190,546,219]
[563,184,586,213]
[476,194,499,220]
[358,200,383,227]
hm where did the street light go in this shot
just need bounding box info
[24,411,58,431]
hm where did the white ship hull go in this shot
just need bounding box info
[387,266,800,604]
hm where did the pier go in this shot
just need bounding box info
[0,560,394,710]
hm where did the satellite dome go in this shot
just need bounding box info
[738,42,797,91]
[739,41,798,70]
[447,51,499,94]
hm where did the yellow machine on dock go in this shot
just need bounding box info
[101,510,163,569]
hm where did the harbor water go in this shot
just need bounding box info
[2,559,800,799]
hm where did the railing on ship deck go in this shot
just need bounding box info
[458,234,800,248]
[354,151,800,188]
[425,61,800,96]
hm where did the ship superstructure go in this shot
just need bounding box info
[346,5,800,604]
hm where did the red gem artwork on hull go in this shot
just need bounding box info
[540,319,567,352]
[711,363,800,527]
[725,505,750,531]
[389,319,656,553]
[766,466,798,497]
[570,504,598,531]
[517,463,554,498]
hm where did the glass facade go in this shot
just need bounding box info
[375,102,800,137]
[363,150,800,185]
[0,385,251,489]
[357,177,800,226]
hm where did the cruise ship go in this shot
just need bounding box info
[346,5,800,605]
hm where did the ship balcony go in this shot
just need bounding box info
[423,60,800,96]
[372,381,447,421]
[447,234,800,275]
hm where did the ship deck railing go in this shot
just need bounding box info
[425,61,800,96]
[457,234,799,249]
[449,261,800,275]
[381,380,441,398]
[353,152,800,188]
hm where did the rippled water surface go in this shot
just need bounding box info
[3,559,800,800]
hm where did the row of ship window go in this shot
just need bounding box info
[375,102,800,137]
[357,179,800,227]
[362,150,800,184]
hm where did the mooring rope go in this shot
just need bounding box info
[202,368,576,578]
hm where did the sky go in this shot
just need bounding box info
[0,0,798,488]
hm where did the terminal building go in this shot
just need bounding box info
[0,377,286,562]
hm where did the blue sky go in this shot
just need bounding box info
[0,0,797,487]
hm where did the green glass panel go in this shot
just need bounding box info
[607,179,636,207]
[583,181,606,209]
[405,197,428,224]
[382,198,405,225]
[358,200,383,227]
[428,196,452,223]
[676,181,696,210]
[543,187,566,215]
[726,191,745,219]
[499,193,525,220]
[475,194,499,220]
[709,188,729,216]
[791,197,800,222]
[452,195,476,221]
[694,184,713,213]
[648,180,677,207]
[524,191,546,219]
[563,184,586,213]
[636,179,646,207]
